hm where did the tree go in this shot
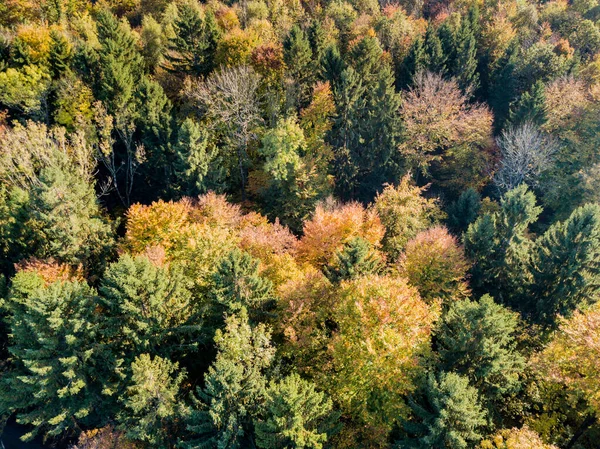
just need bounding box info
[447,188,481,233]
[437,295,525,415]
[323,236,382,284]
[165,3,220,76]
[283,25,313,106]
[174,118,215,195]
[120,354,186,448]
[398,372,487,449]
[182,309,275,449]
[399,226,470,304]
[325,274,437,445]
[0,65,50,119]
[0,273,111,440]
[464,184,541,305]
[529,203,600,324]
[373,177,443,261]
[184,65,262,200]
[508,81,546,126]
[493,122,557,193]
[48,30,72,78]
[212,248,275,319]
[477,426,558,449]
[399,71,493,194]
[98,254,198,368]
[255,373,335,449]
[534,304,600,415]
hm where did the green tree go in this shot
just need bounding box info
[424,24,446,74]
[284,25,314,106]
[174,118,214,195]
[529,203,600,324]
[182,309,275,449]
[255,373,335,449]
[398,372,487,449]
[508,80,546,126]
[0,273,112,440]
[166,4,220,76]
[447,188,481,233]
[452,10,479,91]
[98,254,197,368]
[120,354,186,448]
[437,295,525,416]
[212,248,275,320]
[323,236,382,284]
[48,30,73,78]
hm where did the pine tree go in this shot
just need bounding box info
[174,118,214,195]
[398,372,487,449]
[447,188,481,233]
[212,249,275,320]
[323,236,382,284]
[530,203,600,325]
[0,273,112,440]
[508,80,547,126]
[166,4,220,77]
[437,295,525,414]
[98,254,197,368]
[255,373,335,449]
[48,30,72,78]
[120,354,186,448]
[181,309,275,449]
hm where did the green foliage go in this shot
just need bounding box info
[437,295,525,416]
[182,309,275,449]
[508,80,547,126]
[447,188,481,233]
[0,274,111,440]
[48,30,72,78]
[255,373,335,449]
[0,65,51,118]
[121,354,186,448]
[398,372,487,449]
[323,236,382,283]
[174,118,214,195]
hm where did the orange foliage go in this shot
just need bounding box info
[297,198,385,268]
[14,258,83,285]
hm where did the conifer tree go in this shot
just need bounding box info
[452,15,479,91]
[0,273,112,440]
[323,236,382,284]
[182,309,275,449]
[212,248,275,319]
[398,36,427,88]
[48,30,72,78]
[508,80,547,126]
[437,295,525,414]
[424,25,446,74]
[98,254,197,367]
[398,372,487,449]
[284,25,314,106]
[174,118,214,195]
[447,188,481,233]
[530,203,600,324]
[255,373,335,449]
[121,354,186,448]
[166,4,220,77]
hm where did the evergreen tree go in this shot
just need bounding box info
[398,372,487,449]
[212,249,275,320]
[437,295,525,416]
[508,80,547,126]
[98,254,198,368]
[174,118,214,195]
[166,4,220,77]
[284,25,314,106]
[452,15,479,91]
[0,273,112,440]
[464,184,541,305]
[530,203,600,324]
[48,30,73,78]
[398,36,427,89]
[323,236,382,284]
[255,373,335,449]
[447,188,481,233]
[488,43,518,130]
[121,354,186,448]
[182,309,275,449]
[424,24,446,74]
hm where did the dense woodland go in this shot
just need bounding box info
[0,0,599,447]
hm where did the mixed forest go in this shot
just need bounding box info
[0,0,600,447]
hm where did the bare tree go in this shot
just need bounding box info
[184,65,263,201]
[493,121,558,192]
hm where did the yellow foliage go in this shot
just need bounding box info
[478,426,558,449]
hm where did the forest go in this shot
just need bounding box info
[0,0,599,447]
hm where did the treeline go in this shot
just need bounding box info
[0,0,599,447]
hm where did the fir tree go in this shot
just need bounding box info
[398,372,487,449]
[174,118,214,195]
[452,15,479,91]
[447,188,481,233]
[166,4,220,77]
[424,24,446,74]
[530,203,600,325]
[284,25,314,106]
[324,236,382,284]
[121,354,186,448]
[398,36,427,89]
[508,80,547,126]
[437,295,525,416]
[255,373,335,449]
[181,309,275,449]
[48,30,72,78]
[0,273,113,440]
